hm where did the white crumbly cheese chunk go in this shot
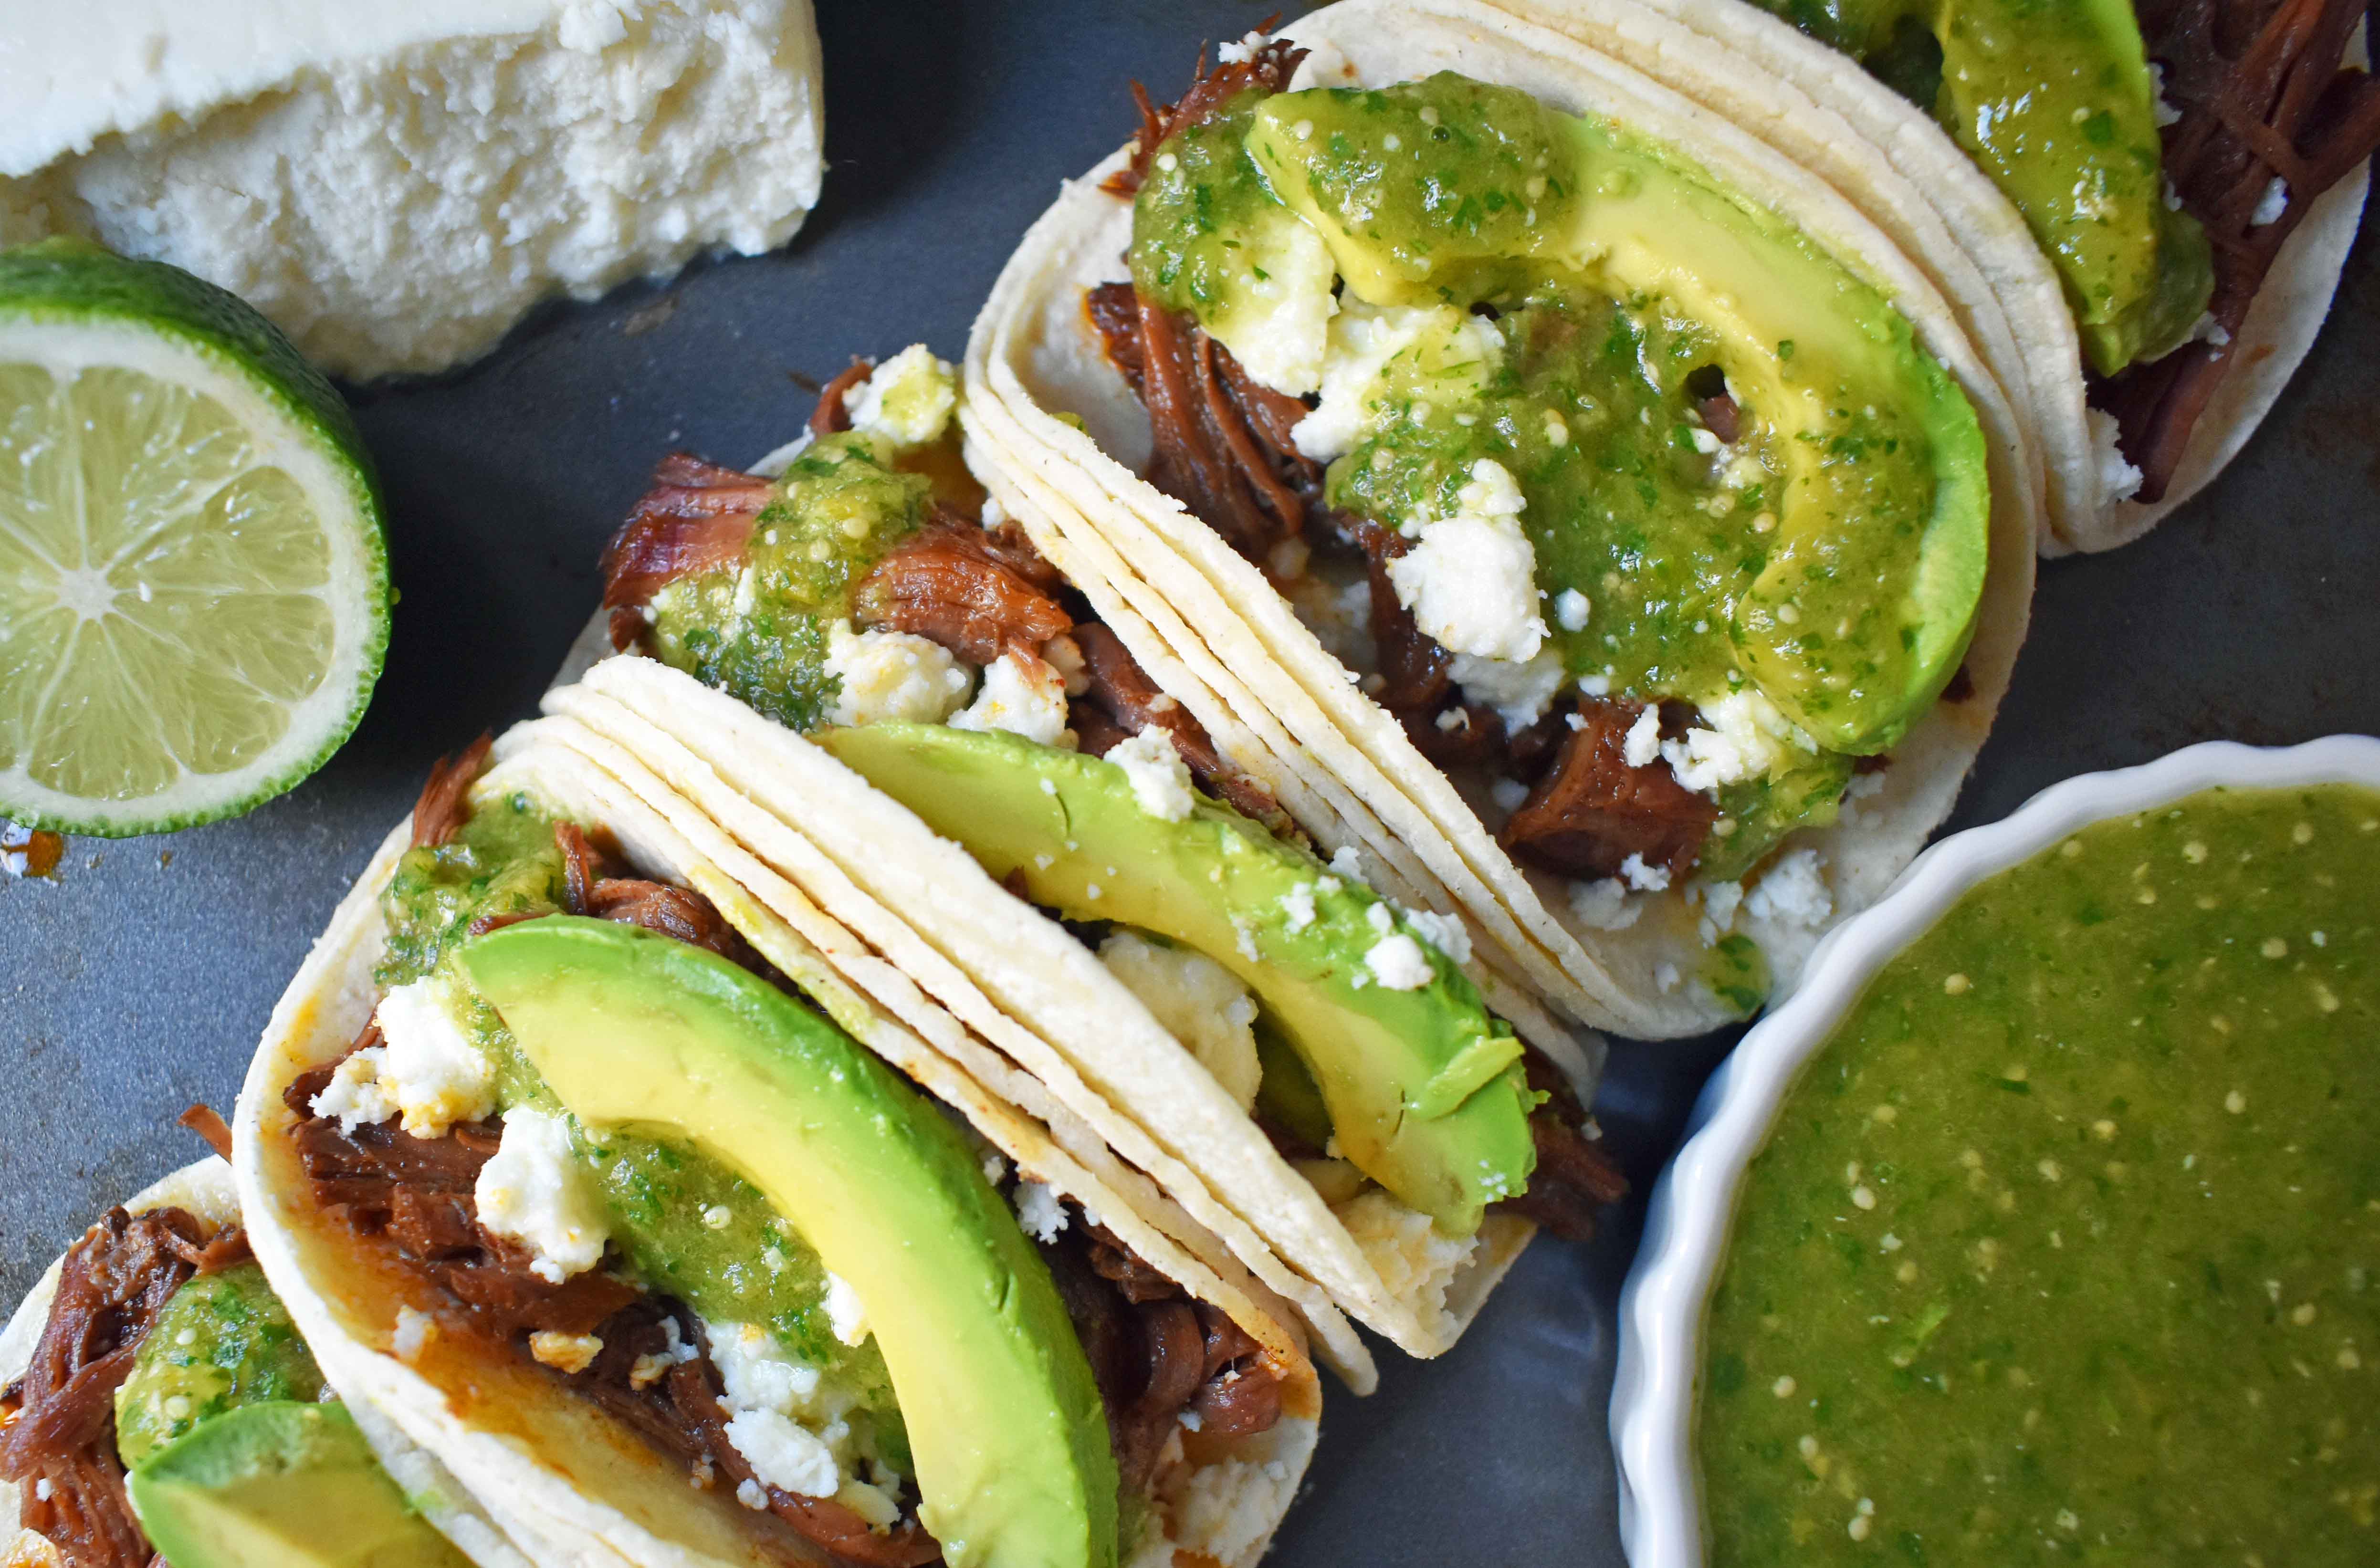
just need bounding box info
[844,344,957,449]
[1695,879,1745,945]
[2250,175,2289,227]
[309,1046,398,1134]
[950,650,1074,747]
[1554,588,1592,632]
[1622,705,1664,769]
[823,619,972,727]
[1334,1189,1479,1341]
[1618,853,1671,893]
[1329,845,1365,882]
[1279,881,1318,933]
[371,975,496,1138]
[1569,878,1643,930]
[2148,63,2183,127]
[390,1307,436,1364]
[1207,210,1340,397]
[1660,688,1812,796]
[1489,777,1530,813]
[1385,461,1545,663]
[1011,1179,1069,1243]
[1450,646,1567,732]
[706,1319,900,1516]
[823,1273,869,1348]
[1400,907,1473,967]
[473,1108,609,1284]
[1292,301,1505,460]
[1364,933,1436,991]
[0,1,825,380]
[1098,931,1262,1111]
[1106,727,1197,822]
[1215,29,1268,64]
[1744,848,1833,929]
[2087,407,2145,508]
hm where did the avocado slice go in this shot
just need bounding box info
[126,1401,470,1567]
[461,917,1119,1568]
[1244,78,1989,753]
[820,722,1537,1237]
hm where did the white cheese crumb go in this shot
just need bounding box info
[309,1046,398,1134]
[1012,1179,1069,1243]
[843,344,957,449]
[630,1318,698,1389]
[707,1320,882,1502]
[2188,312,2233,350]
[1279,882,1318,933]
[1364,933,1436,990]
[1660,689,1812,795]
[1696,879,1746,945]
[1216,30,1267,64]
[824,620,973,726]
[473,1108,609,1284]
[1098,931,1262,1111]
[2087,408,2145,508]
[2250,176,2288,228]
[1451,646,1568,732]
[1292,301,1504,460]
[1743,848,1833,929]
[391,1307,435,1364]
[528,1330,604,1374]
[1490,777,1531,813]
[1569,878,1643,930]
[1618,853,1671,893]
[950,650,1074,748]
[1656,962,1681,993]
[1554,588,1591,632]
[2148,63,2182,127]
[1401,907,1474,967]
[1622,705,1663,768]
[722,1407,839,1499]
[1385,460,1546,663]
[1329,845,1365,882]
[1106,727,1196,821]
[371,974,495,1139]
[823,1273,869,1348]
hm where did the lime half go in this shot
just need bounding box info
[0,239,389,836]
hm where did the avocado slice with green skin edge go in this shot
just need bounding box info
[126,1401,471,1568]
[820,722,1538,1237]
[461,916,1120,1568]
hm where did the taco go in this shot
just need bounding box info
[961,0,2040,1039]
[1482,0,2380,552]
[578,331,1628,1365]
[232,730,1320,1568]
[1,1154,527,1568]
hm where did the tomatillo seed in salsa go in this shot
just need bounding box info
[1698,784,2380,1564]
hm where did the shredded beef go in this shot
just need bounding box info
[1496,1050,1629,1243]
[2102,0,2380,498]
[599,454,774,649]
[1102,35,1308,198]
[853,517,1075,664]
[810,358,877,439]
[586,879,765,971]
[1499,700,1718,882]
[1069,624,1290,830]
[177,1103,234,1162]
[0,1207,231,1567]
[410,732,495,851]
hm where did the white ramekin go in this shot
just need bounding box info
[1610,734,2380,1567]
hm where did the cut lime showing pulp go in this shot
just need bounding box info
[0,239,388,836]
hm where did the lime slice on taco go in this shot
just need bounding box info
[0,237,389,836]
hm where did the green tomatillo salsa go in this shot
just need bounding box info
[1698,782,2380,1563]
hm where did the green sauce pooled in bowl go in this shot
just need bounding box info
[1698,784,2379,1563]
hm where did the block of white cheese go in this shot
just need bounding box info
[0,0,823,380]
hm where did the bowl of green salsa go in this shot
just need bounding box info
[1615,737,2380,1567]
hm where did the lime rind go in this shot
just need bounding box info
[0,244,389,836]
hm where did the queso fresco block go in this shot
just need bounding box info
[1699,782,2380,1564]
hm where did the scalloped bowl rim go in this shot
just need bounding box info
[1611,734,2380,1567]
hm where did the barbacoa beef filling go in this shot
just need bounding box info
[280,749,1283,1565]
[0,1209,252,1568]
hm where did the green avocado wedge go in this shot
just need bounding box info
[820,722,1538,1237]
[461,917,1119,1568]
[126,1401,469,1568]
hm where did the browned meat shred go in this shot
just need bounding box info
[1101,33,1308,197]
[178,1102,235,1162]
[598,454,773,649]
[1069,624,1292,831]
[810,357,877,438]
[410,732,495,850]
[2102,0,2380,498]
[1496,1050,1629,1243]
[1499,700,1719,882]
[0,1206,236,1567]
[853,517,1076,664]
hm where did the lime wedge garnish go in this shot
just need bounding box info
[0,238,388,836]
